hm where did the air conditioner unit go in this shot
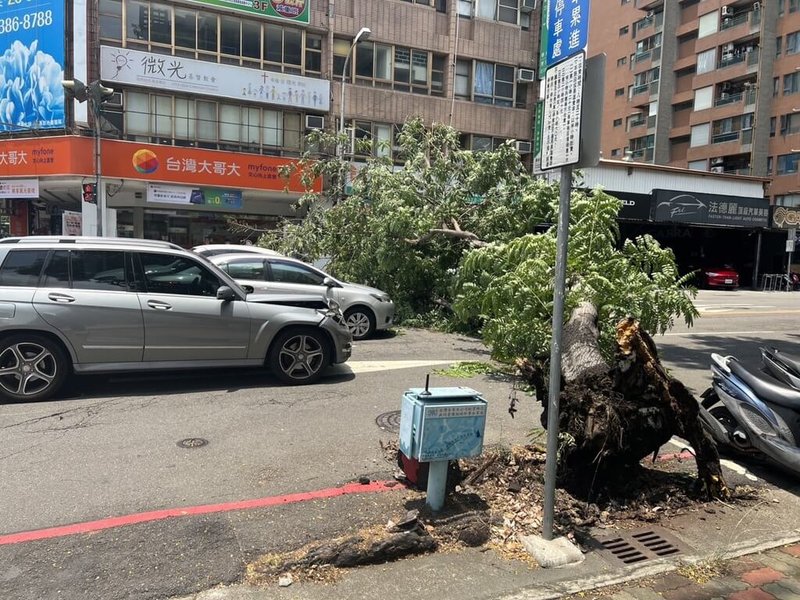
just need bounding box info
[753,2,760,10]
[305,115,325,130]
[721,6,732,16]
[517,68,536,83]
[520,0,536,13]
[723,43,735,52]
[515,140,533,154]
[646,11,654,18]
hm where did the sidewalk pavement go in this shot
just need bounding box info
[565,543,800,600]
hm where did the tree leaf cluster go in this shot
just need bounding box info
[258,118,697,362]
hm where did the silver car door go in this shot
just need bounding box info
[135,252,252,362]
[32,250,144,364]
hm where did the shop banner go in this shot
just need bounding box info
[613,192,652,221]
[100,46,329,111]
[61,210,81,236]
[651,189,769,228]
[771,205,800,229]
[0,136,93,177]
[0,0,65,131]
[103,140,320,194]
[185,0,308,23]
[147,183,244,209]
[0,178,39,198]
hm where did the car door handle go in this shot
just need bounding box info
[47,293,75,303]
[147,300,172,311]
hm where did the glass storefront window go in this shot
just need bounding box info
[197,12,218,52]
[175,9,196,49]
[99,0,122,40]
[150,3,171,44]
[220,16,241,56]
[127,1,149,42]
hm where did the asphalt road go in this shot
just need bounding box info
[1,288,799,599]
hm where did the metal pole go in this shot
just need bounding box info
[753,229,762,290]
[338,45,355,158]
[92,96,103,237]
[542,164,572,540]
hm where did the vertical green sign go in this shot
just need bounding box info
[538,0,549,80]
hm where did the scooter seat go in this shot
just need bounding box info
[767,347,800,376]
[729,359,800,410]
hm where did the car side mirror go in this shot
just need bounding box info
[216,286,237,302]
[322,276,337,288]
[241,284,254,294]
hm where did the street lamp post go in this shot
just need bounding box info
[62,79,115,236]
[338,27,371,157]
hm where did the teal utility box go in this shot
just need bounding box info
[398,387,487,462]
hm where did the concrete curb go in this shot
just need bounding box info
[496,530,800,600]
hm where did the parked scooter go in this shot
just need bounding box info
[699,353,800,477]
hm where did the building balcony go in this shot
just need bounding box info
[720,12,749,32]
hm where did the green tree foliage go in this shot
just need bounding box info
[454,188,698,362]
[261,118,697,359]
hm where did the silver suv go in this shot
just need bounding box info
[0,237,352,401]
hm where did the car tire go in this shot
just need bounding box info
[0,333,69,402]
[268,327,330,385]
[344,306,376,340]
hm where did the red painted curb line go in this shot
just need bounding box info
[0,480,402,546]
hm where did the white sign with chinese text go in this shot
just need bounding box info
[540,52,584,170]
[62,210,82,236]
[0,178,39,198]
[147,183,195,205]
[100,46,330,111]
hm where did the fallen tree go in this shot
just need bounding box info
[521,302,729,500]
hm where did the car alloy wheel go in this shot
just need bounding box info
[270,327,330,384]
[344,307,375,340]
[0,335,68,401]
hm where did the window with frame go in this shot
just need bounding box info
[617,56,627,66]
[123,91,302,152]
[268,262,324,285]
[70,251,129,291]
[0,250,47,287]
[696,48,716,74]
[345,41,444,96]
[615,87,625,96]
[787,31,800,55]
[619,25,629,36]
[779,112,800,135]
[784,72,800,95]
[777,153,800,175]
[791,0,799,13]
[777,36,783,57]
[471,61,515,106]
[613,118,623,127]
[116,0,319,75]
[460,0,519,24]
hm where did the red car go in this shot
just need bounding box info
[701,266,739,289]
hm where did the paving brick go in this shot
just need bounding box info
[726,589,776,600]
[650,572,694,593]
[756,554,798,575]
[780,545,800,558]
[727,557,764,577]
[661,584,719,600]
[740,567,785,586]
[762,582,800,600]
[703,576,749,594]
[768,578,800,594]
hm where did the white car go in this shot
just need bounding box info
[191,244,283,258]
[209,254,395,340]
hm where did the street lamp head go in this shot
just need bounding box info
[62,78,88,102]
[354,27,371,44]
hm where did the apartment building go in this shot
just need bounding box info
[0,0,539,245]
[591,0,800,205]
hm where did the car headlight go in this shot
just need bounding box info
[369,293,391,302]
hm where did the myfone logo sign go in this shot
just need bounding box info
[773,206,800,228]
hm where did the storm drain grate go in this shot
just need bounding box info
[376,410,402,433]
[596,526,687,566]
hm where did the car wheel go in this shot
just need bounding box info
[269,327,330,385]
[0,334,69,402]
[344,307,376,340]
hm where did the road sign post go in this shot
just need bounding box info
[540,0,593,543]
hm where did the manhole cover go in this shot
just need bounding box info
[595,526,688,566]
[376,410,402,433]
[177,437,209,449]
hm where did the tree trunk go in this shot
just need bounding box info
[532,302,728,499]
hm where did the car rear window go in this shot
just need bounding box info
[0,250,48,287]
